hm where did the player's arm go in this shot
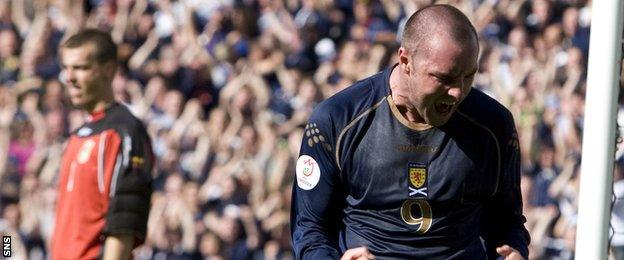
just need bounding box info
[102,234,134,260]
[291,106,345,260]
[103,123,154,250]
[482,113,530,260]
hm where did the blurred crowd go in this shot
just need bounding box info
[0,0,621,259]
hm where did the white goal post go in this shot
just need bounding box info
[575,0,624,259]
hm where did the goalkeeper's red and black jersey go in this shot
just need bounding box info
[51,103,153,260]
[291,65,530,259]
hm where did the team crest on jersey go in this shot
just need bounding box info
[77,139,96,164]
[408,163,428,198]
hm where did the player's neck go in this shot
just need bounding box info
[86,99,114,115]
[389,67,427,124]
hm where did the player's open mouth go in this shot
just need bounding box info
[435,101,455,115]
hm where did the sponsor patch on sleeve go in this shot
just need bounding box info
[131,156,144,168]
[296,155,321,190]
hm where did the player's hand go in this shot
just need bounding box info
[341,246,375,260]
[496,245,525,260]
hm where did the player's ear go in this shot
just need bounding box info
[398,47,411,74]
[102,60,117,77]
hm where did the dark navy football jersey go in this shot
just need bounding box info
[291,66,530,259]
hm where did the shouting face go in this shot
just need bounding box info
[398,35,478,126]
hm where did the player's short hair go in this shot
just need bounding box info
[401,4,478,53]
[61,29,117,64]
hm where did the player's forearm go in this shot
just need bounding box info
[292,196,344,260]
[489,175,530,258]
[499,220,530,259]
[497,182,530,258]
[293,239,341,260]
[102,234,134,260]
[292,192,344,260]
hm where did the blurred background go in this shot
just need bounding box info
[0,0,622,259]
